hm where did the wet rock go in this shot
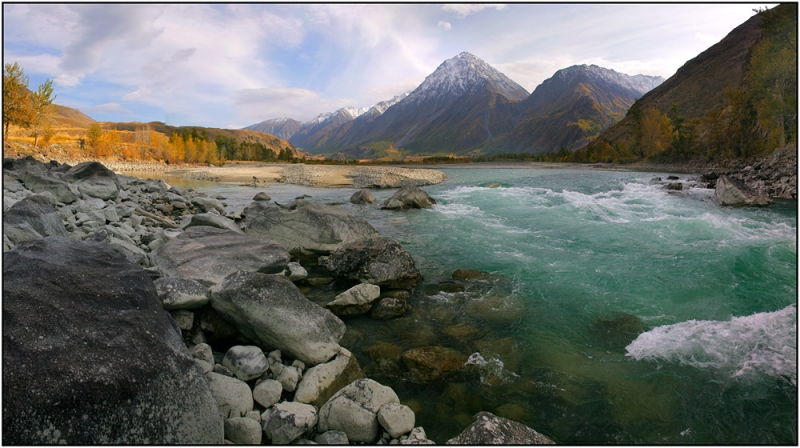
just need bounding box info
[154,277,209,310]
[350,189,377,204]
[400,346,468,382]
[589,312,645,350]
[370,296,411,320]
[210,271,346,366]
[242,199,380,255]
[152,226,290,286]
[326,283,381,316]
[451,269,503,282]
[464,295,525,323]
[3,237,223,444]
[323,237,422,289]
[262,401,318,445]
[382,186,436,210]
[222,345,270,381]
[317,378,400,443]
[446,411,554,444]
[714,175,770,206]
[253,192,271,201]
[295,349,364,408]
[665,182,683,191]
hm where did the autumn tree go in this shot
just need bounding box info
[87,123,102,155]
[3,62,32,140]
[638,107,674,157]
[30,79,56,148]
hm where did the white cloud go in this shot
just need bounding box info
[121,86,152,101]
[442,4,506,17]
[82,103,131,115]
[438,21,452,31]
[234,86,360,123]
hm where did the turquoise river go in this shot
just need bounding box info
[134,167,797,444]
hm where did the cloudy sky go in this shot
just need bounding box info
[4,3,769,128]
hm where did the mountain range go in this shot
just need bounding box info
[245,52,664,158]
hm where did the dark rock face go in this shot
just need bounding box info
[3,194,68,244]
[589,312,646,350]
[151,225,290,286]
[62,161,121,200]
[242,199,381,255]
[382,186,436,210]
[3,237,223,444]
[446,411,555,444]
[323,237,422,289]
[210,271,346,365]
[18,171,80,204]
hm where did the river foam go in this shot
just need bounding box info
[626,305,797,384]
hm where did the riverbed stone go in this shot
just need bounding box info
[3,237,223,444]
[222,345,270,381]
[182,212,243,233]
[19,171,80,204]
[315,430,349,445]
[286,262,309,282]
[323,237,422,289]
[61,161,120,200]
[294,349,364,408]
[714,175,771,206]
[400,346,468,382]
[350,189,377,204]
[152,225,290,286]
[224,417,262,445]
[377,403,415,438]
[400,427,436,445]
[210,270,346,365]
[262,402,318,445]
[3,194,68,245]
[253,379,284,409]
[192,196,226,214]
[371,296,412,320]
[326,283,381,316]
[154,277,209,310]
[242,199,381,255]
[253,191,271,201]
[317,378,400,443]
[445,411,554,444]
[382,186,436,210]
[191,343,215,364]
[271,362,302,392]
[206,372,254,419]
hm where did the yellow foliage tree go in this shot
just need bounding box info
[639,107,674,157]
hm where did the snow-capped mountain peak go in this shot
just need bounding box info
[553,64,664,96]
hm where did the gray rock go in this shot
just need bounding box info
[19,171,79,204]
[271,361,302,392]
[665,182,683,191]
[286,262,309,282]
[171,309,194,331]
[294,349,364,408]
[183,212,243,233]
[152,226,290,287]
[377,403,415,439]
[317,378,400,443]
[315,430,349,445]
[222,345,270,381]
[225,417,262,445]
[326,283,381,316]
[253,379,284,409]
[190,343,215,364]
[370,296,411,320]
[262,401,318,445]
[241,199,380,255]
[210,271,346,366]
[213,363,236,377]
[3,237,223,444]
[195,359,214,374]
[206,372,254,419]
[382,186,435,210]
[154,277,210,310]
[714,175,771,206]
[253,192,271,201]
[323,237,422,289]
[350,190,377,204]
[192,196,226,214]
[446,411,554,444]
[62,161,120,200]
[3,194,69,244]
[401,427,436,445]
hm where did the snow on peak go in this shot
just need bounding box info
[554,64,664,95]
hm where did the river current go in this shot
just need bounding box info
[130,167,797,444]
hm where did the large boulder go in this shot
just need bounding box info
[350,189,377,204]
[317,378,400,443]
[210,271,346,365]
[323,237,422,289]
[294,349,364,408]
[446,411,555,444]
[241,199,380,255]
[18,171,80,204]
[400,346,468,382]
[382,186,436,210]
[62,161,120,200]
[151,226,290,286]
[182,212,243,233]
[714,175,771,206]
[153,277,209,310]
[3,237,223,444]
[3,194,68,245]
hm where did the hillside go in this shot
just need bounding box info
[51,104,96,128]
[243,118,302,140]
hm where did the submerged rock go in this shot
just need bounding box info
[382,186,436,210]
[3,237,223,444]
[323,237,423,289]
[589,312,645,350]
[326,283,382,316]
[400,346,469,382]
[446,411,554,444]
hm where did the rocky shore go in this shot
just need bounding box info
[2,156,552,445]
[278,164,448,189]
